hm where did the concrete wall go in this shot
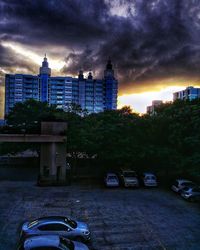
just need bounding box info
[0,157,39,181]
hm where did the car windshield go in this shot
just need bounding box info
[182,187,190,191]
[60,237,74,250]
[124,172,136,177]
[28,220,39,228]
[65,218,77,229]
[108,176,117,180]
[145,176,156,180]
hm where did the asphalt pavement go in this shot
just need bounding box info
[0,181,199,250]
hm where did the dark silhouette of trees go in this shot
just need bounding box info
[1,99,200,178]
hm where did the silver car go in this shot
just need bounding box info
[20,216,90,242]
[142,173,158,187]
[171,179,196,193]
[180,186,200,202]
[104,173,119,187]
[18,234,89,250]
[120,169,139,187]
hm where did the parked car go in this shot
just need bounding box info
[180,186,200,202]
[119,169,139,187]
[142,173,158,187]
[18,234,89,250]
[171,179,197,193]
[104,173,119,187]
[20,216,90,242]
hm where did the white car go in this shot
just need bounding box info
[104,173,119,187]
[171,179,196,193]
[18,234,89,250]
[142,173,158,187]
[119,169,139,187]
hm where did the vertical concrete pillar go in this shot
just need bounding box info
[55,142,67,181]
[38,122,68,186]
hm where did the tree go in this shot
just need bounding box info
[0,100,64,155]
[1,98,200,180]
[148,99,200,177]
[5,99,60,133]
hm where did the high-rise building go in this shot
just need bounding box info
[146,100,163,115]
[173,86,200,101]
[104,59,118,110]
[5,56,118,115]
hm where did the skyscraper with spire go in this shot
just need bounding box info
[39,54,51,102]
[104,59,118,110]
[5,56,118,115]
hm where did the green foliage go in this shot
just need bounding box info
[151,99,200,176]
[65,101,200,176]
[1,99,200,178]
[0,99,63,155]
[4,99,61,133]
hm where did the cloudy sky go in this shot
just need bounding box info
[1,0,200,117]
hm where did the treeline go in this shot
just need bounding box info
[0,99,200,179]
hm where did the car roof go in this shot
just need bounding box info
[30,216,67,227]
[107,173,117,176]
[120,169,135,172]
[24,235,60,248]
[143,172,155,175]
[38,216,67,222]
[177,179,193,183]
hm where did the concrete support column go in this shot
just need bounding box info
[0,121,68,186]
[39,122,68,185]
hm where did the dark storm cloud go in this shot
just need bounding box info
[63,0,200,91]
[0,44,38,86]
[0,0,200,92]
[0,0,109,47]
[0,44,36,71]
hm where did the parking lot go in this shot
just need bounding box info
[0,181,200,250]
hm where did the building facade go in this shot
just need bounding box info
[5,56,118,115]
[0,119,5,126]
[146,100,163,115]
[173,86,200,101]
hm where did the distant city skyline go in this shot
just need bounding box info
[1,0,200,117]
[4,56,118,116]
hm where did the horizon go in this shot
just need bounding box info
[0,53,199,117]
[1,0,200,117]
